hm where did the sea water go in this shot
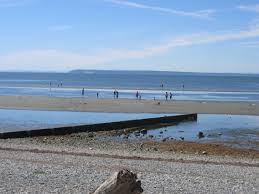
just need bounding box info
[0,71,259,101]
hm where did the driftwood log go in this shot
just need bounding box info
[93,169,143,194]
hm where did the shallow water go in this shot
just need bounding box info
[127,114,259,150]
[1,86,259,102]
[0,109,171,132]
[0,109,258,150]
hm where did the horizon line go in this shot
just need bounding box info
[0,69,258,75]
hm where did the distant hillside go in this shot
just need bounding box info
[68,69,257,77]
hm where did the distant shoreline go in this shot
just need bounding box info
[0,95,259,115]
[1,84,259,93]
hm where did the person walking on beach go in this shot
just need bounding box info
[97,92,99,98]
[116,90,119,99]
[82,88,85,96]
[169,92,173,100]
[136,91,139,99]
[165,92,168,101]
[113,90,116,99]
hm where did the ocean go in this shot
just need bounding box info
[0,70,258,101]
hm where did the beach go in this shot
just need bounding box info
[0,95,259,115]
[0,95,258,193]
[0,131,258,193]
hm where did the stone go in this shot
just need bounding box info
[88,133,94,138]
[93,169,143,194]
[198,132,205,138]
[140,129,147,135]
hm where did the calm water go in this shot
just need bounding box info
[128,114,259,150]
[1,87,259,102]
[0,71,259,101]
[0,109,171,132]
[0,109,258,150]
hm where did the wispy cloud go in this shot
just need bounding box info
[49,25,72,32]
[1,27,259,71]
[105,0,215,19]
[0,0,32,7]
[240,41,259,48]
[237,4,259,13]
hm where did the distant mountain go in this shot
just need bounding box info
[69,69,96,74]
[68,69,258,77]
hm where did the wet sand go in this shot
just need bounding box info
[0,95,259,115]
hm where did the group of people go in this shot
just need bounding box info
[81,88,174,100]
[165,92,173,101]
[113,90,119,99]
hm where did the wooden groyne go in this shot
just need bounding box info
[0,113,197,139]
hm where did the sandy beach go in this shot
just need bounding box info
[0,95,258,193]
[0,95,259,115]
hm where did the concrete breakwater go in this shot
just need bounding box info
[0,113,197,139]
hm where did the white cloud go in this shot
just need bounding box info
[105,0,215,19]
[49,25,72,32]
[1,27,259,71]
[237,4,259,13]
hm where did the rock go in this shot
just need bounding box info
[153,147,158,151]
[140,129,147,135]
[218,133,222,136]
[198,132,205,138]
[148,135,154,138]
[162,137,169,142]
[159,131,163,134]
[88,133,94,138]
[202,151,208,155]
[93,169,143,194]
[180,137,184,141]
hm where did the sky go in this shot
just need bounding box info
[0,0,259,73]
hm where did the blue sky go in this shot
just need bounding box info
[0,0,259,73]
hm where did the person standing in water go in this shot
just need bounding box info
[97,92,99,98]
[82,88,85,96]
[165,92,168,101]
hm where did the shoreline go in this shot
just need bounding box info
[1,130,258,161]
[0,95,259,115]
[1,84,259,93]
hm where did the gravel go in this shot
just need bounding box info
[0,135,258,194]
